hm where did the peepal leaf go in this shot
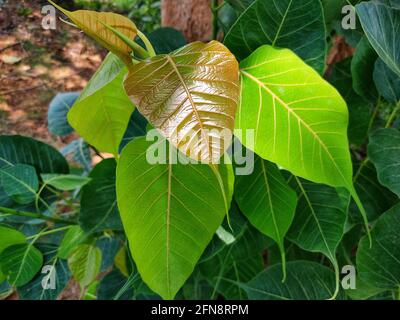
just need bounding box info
[356,1,400,77]
[116,137,234,299]
[245,261,340,300]
[0,164,39,204]
[368,128,400,197]
[124,41,239,163]
[0,243,43,287]
[234,155,297,276]
[224,0,327,73]
[286,177,347,298]
[41,174,91,191]
[68,66,135,155]
[49,1,137,65]
[17,244,70,300]
[68,244,101,288]
[235,45,367,229]
[0,135,68,174]
[0,226,26,254]
[357,203,400,290]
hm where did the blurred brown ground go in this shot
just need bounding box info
[0,0,105,148]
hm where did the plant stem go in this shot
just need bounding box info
[385,102,400,128]
[0,206,77,225]
[137,30,156,57]
[25,225,73,240]
[367,97,382,134]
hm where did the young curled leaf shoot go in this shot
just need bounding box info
[48,0,140,65]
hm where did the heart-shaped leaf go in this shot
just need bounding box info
[286,177,347,298]
[123,41,239,163]
[49,1,137,65]
[234,154,297,277]
[235,45,368,230]
[116,137,234,299]
[224,0,327,73]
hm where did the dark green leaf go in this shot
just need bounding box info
[224,0,327,73]
[351,36,378,101]
[368,128,400,197]
[235,155,297,271]
[373,58,400,103]
[245,261,340,300]
[79,159,122,233]
[356,1,400,76]
[97,269,133,300]
[357,203,400,290]
[0,135,69,174]
[17,243,70,300]
[0,164,38,204]
[0,243,43,287]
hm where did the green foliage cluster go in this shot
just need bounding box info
[72,0,161,32]
[0,0,400,301]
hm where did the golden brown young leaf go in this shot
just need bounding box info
[124,41,239,163]
[49,1,137,65]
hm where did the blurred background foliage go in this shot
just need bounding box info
[60,0,161,33]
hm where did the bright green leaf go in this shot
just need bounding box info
[0,226,26,254]
[235,45,368,232]
[41,174,91,191]
[68,63,135,155]
[116,137,234,299]
[57,225,87,259]
[68,244,101,288]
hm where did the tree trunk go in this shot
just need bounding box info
[161,0,213,42]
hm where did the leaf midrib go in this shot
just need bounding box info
[240,69,350,188]
[166,55,212,160]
